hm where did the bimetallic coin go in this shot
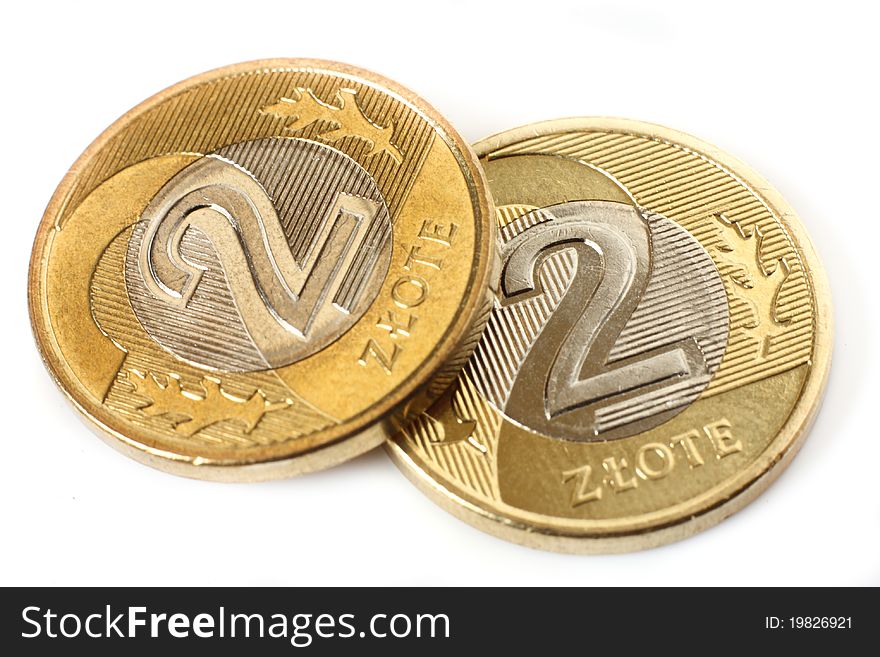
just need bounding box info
[388,118,831,552]
[29,60,494,481]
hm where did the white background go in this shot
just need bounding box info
[2,1,877,586]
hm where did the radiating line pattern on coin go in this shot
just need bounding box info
[489,131,813,396]
[467,201,728,442]
[128,137,392,372]
[92,227,336,449]
[57,74,435,230]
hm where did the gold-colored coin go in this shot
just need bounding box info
[388,118,832,552]
[29,59,494,481]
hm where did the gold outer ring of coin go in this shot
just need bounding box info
[387,117,832,553]
[29,59,495,481]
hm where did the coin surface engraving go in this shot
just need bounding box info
[480,200,728,442]
[30,60,494,480]
[388,118,831,552]
[127,137,392,371]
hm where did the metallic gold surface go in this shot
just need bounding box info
[29,59,494,481]
[387,118,832,552]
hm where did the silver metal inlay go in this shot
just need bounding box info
[468,200,729,442]
[126,137,392,372]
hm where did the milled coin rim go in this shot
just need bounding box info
[386,117,832,552]
[28,58,494,481]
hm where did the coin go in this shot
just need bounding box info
[387,118,832,552]
[29,59,494,481]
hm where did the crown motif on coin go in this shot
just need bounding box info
[263,87,403,163]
